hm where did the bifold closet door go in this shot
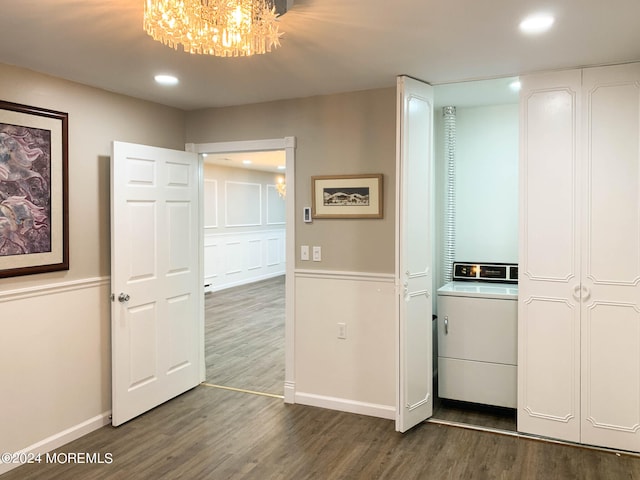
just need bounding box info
[396,75,434,433]
[580,62,640,452]
[517,69,582,443]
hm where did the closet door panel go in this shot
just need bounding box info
[586,76,640,284]
[520,89,577,281]
[582,303,640,450]
[518,69,582,442]
[520,297,579,423]
[581,62,640,451]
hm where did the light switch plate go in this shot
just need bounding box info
[303,207,312,223]
[312,246,321,262]
[301,245,310,261]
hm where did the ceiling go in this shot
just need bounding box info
[0,1,638,111]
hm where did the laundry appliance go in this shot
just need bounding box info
[437,262,518,408]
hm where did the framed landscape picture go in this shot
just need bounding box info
[311,174,383,219]
[0,100,69,278]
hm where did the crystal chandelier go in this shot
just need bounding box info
[144,0,283,57]
[276,176,286,198]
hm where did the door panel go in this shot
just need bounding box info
[111,141,201,426]
[396,76,434,432]
[521,87,578,282]
[518,69,582,442]
[581,63,640,451]
[586,79,640,284]
[520,297,579,429]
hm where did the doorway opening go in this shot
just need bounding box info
[202,148,286,396]
[429,76,520,433]
[189,137,295,401]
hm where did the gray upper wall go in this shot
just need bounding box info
[0,63,186,290]
[186,87,397,273]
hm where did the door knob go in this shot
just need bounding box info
[118,293,130,303]
[572,284,581,301]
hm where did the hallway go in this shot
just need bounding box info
[205,275,285,396]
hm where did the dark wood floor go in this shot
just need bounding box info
[205,275,285,395]
[4,385,640,480]
[4,278,639,478]
[433,396,517,432]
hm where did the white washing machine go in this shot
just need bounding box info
[437,262,518,409]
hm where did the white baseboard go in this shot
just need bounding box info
[0,412,111,475]
[284,381,296,404]
[295,392,395,420]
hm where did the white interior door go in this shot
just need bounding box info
[111,141,202,426]
[396,76,434,432]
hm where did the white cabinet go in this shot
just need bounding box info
[518,63,640,451]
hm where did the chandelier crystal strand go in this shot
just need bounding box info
[143,0,283,57]
[276,176,286,198]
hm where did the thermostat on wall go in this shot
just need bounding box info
[303,207,312,223]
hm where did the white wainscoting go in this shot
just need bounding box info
[204,229,286,292]
[0,277,111,475]
[293,269,396,419]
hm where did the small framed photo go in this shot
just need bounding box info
[0,100,69,278]
[311,174,383,219]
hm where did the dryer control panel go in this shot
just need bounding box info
[453,262,518,284]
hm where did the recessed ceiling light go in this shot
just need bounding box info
[509,80,522,92]
[519,13,555,34]
[242,160,252,165]
[154,74,179,86]
[277,165,286,170]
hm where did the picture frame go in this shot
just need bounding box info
[0,100,69,278]
[311,174,383,219]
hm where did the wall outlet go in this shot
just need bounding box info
[313,246,322,262]
[301,245,310,261]
[337,322,347,339]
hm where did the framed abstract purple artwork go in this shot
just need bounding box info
[0,100,68,278]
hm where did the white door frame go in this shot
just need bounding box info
[186,137,296,402]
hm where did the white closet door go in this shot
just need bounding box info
[517,69,582,442]
[581,62,640,451]
[396,75,434,432]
